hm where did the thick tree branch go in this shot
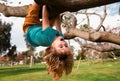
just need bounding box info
[74,39,120,52]
[45,0,120,12]
[0,4,29,17]
[64,28,120,45]
[0,0,119,17]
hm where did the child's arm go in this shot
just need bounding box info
[42,5,50,30]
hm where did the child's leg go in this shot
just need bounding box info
[23,2,41,33]
[42,5,50,30]
[42,5,62,32]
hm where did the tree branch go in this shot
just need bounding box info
[45,0,120,12]
[0,0,119,17]
[64,28,120,45]
[0,3,29,17]
[74,39,120,52]
[96,6,107,31]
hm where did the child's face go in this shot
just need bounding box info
[51,36,70,54]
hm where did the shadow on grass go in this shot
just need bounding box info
[0,65,46,78]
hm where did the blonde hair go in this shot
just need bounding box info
[43,47,74,81]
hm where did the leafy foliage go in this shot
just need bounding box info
[7,45,17,61]
[0,20,12,54]
[113,50,120,57]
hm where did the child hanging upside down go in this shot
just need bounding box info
[23,1,73,81]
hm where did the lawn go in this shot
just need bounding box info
[0,60,120,81]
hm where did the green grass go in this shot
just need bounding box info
[0,60,120,81]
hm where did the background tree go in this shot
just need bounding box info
[7,45,17,67]
[23,34,35,67]
[0,20,12,54]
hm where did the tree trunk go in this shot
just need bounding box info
[24,55,27,64]
[30,55,33,68]
[10,61,13,67]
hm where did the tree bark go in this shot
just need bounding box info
[74,38,120,52]
[64,28,120,45]
[0,4,29,17]
[83,43,120,52]
[44,0,120,12]
[0,0,119,17]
